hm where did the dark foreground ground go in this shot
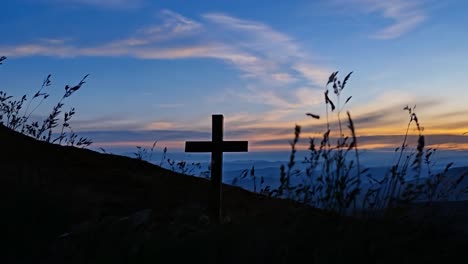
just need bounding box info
[1,124,467,264]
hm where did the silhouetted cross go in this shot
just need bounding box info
[185,114,248,223]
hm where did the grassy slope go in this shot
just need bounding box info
[0,124,467,264]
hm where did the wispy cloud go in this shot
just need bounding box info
[86,126,468,151]
[342,0,427,39]
[294,64,331,85]
[69,115,149,131]
[0,10,330,84]
[0,9,331,122]
[1,10,300,83]
[7,16,324,144]
[202,13,302,57]
[108,9,202,46]
[69,96,464,152]
[0,11,206,58]
[38,38,70,45]
[202,13,315,85]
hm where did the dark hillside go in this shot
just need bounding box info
[1,124,467,264]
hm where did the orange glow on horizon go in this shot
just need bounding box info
[93,138,468,152]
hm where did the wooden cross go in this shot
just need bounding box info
[185,114,248,223]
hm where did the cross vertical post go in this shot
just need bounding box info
[211,115,223,222]
[185,114,248,223]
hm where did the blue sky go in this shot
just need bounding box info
[1,0,468,152]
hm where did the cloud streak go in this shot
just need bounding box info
[86,127,468,152]
[342,0,427,39]
[1,10,324,86]
[0,9,333,126]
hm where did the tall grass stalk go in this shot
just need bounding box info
[0,57,92,148]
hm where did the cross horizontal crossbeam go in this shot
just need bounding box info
[185,141,248,153]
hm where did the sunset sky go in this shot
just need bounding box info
[1,0,468,152]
